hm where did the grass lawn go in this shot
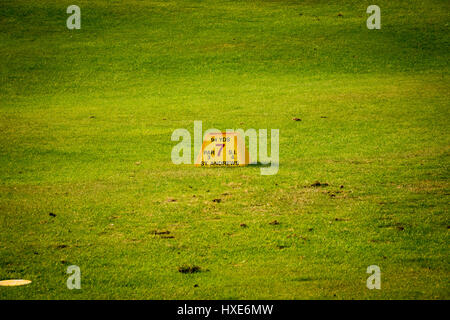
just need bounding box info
[0,0,449,299]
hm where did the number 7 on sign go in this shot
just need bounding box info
[216,143,225,156]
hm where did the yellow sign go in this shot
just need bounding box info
[195,132,250,166]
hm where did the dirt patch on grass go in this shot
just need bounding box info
[178,265,201,274]
[310,181,329,187]
[151,230,171,235]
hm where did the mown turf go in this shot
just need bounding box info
[0,0,449,299]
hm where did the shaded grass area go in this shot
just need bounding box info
[0,0,449,299]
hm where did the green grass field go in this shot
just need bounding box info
[0,0,449,299]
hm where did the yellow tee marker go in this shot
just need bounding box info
[0,279,32,286]
[195,132,250,167]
